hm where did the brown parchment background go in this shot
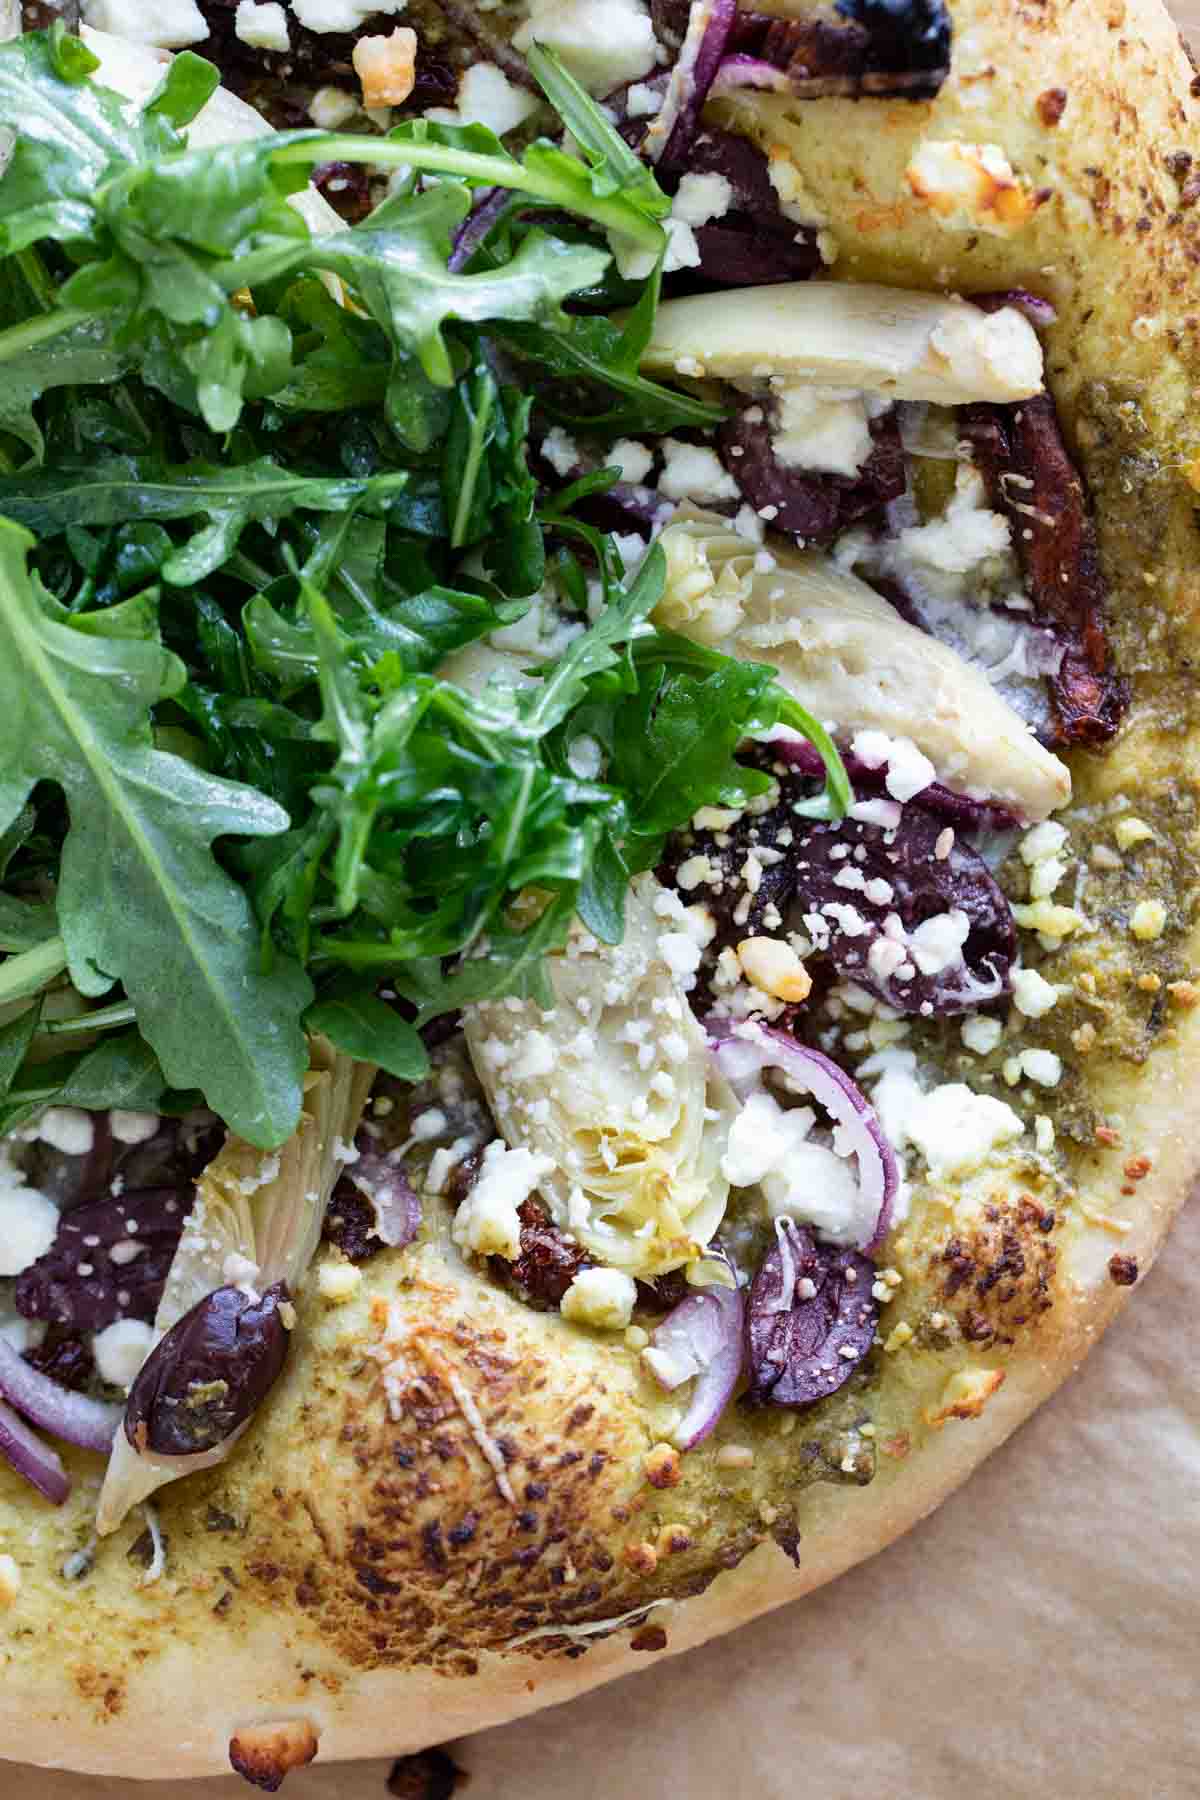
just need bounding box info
[14,2,1200,1788]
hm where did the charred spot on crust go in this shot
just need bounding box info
[228,1720,319,1792]
[1108,1253,1139,1286]
[387,1749,468,1800]
[930,1195,1060,1341]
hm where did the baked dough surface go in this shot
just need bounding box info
[2,0,1199,1776]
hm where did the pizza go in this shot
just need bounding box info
[0,0,1197,1784]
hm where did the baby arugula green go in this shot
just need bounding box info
[0,27,849,1150]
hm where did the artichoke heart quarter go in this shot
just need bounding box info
[464,876,735,1278]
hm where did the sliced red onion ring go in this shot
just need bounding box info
[448,186,510,273]
[347,1153,421,1250]
[709,53,792,97]
[972,288,1058,329]
[0,1396,70,1504]
[709,1022,898,1252]
[647,0,737,168]
[0,1335,121,1453]
[643,1254,744,1449]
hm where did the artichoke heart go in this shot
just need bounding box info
[654,508,1070,822]
[95,1038,374,1536]
[464,876,736,1278]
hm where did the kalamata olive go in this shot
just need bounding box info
[746,1221,877,1407]
[718,402,905,541]
[15,1188,187,1332]
[124,1283,290,1457]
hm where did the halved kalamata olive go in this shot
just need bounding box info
[124,1283,290,1457]
[15,1188,187,1333]
[746,1220,876,1407]
[719,401,905,540]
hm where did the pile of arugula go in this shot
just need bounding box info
[0,26,848,1149]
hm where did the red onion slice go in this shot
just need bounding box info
[0,1335,121,1453]
[709,1022,898,1252]
[0,1396,70,1504]
[347,1153,421,1249]
[644,1260,744,1450]
[972,288,1058,330]
[709,53,792,97]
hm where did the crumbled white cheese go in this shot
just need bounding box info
[961,1013,1003,1055]
[292,0,405,32]
[720,1087,870,1243]
[606,438,653,485]
[907,909,969,976]
[894,463,1012,600]
[82,0,209,45]
[92,1319,155,1389]
[0,1157,58,1278]
[906,140,1034,235]
[1019,1047,1062,1087]
[1114,816,1154,850]
[1012,899,1085,938]
[560,1265,638,1330]
[513,0,657,93]
[309,86,359,130]
[1012,967,1059,1018]
[426,62,541,135]
[110,1109,160,1146]
[657,440,739,504]
[541,427,579,478]
[610,213,700,280]
[850,729,935,803]
[626,80,664,117]
[452,1140,553,1260]
[353,27,418,108]
[1019,820,1068,865]
[864,1051,1023,1179]
[509,1029,556,1081]
[32,1107,94,1157]
[771,385,874,480]
[1130,899,1167,941]
[234,0,289,49]
[1034,1114,1055,1153]
[671,171,733,227]
[317,1259,363,1302]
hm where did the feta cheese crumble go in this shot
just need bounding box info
[92,1319,155,1389]
[560,1266,638,1330]
[452,1140,554,1261]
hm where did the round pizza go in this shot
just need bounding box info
[0,0,1196,1783]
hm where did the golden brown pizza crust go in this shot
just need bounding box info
[3,0,1200,1776]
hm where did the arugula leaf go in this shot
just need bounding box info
[0,893,58,951]
[0,1001,41,1097]
[305,989,428,1082]
[0,456,411,583]
[0,29,175,257]
[519,542,665,735]
[0,522,310,1146]
[495,316,725,435]
[525,45,666,229]
[0,934,69,1004]
[312,193,610,447]
[0,1027,173,1137]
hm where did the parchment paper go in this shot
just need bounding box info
[12,2,1200,1788]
